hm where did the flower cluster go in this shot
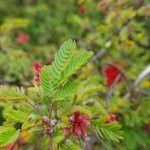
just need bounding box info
[16,32,29,45]
[64,111,90,138]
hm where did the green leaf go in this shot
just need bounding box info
[55,81,79,99]
[27,86,44,103]
[93,123,123,142]
[40,65,52,97]
[40,39,76,97]
[0,86,25,102]
[0,127,20,147]
[50,39,76,90]
[60,50,94,83]
[76,84,101,101]
[53,134,65,145]
[5,109,28,123]
[40,40,93,100]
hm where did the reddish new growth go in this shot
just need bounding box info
[78,6,86,15]
[144,122,150,133]
[64,111,90,139]
[5,131,28,150]
[5,143,17,150]
[33,62,43,84]
[17,32,29,44]
[107,113,117,123]
[102,64,123,87]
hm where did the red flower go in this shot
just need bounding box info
[107,113,117,123]
[78,6,86,15]
[64,111,90,138]
[144,122,150,133]
[33,62,43,84]
[17,32,29,44]
[102,64,123,87]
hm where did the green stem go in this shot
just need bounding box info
[49,134,53,150]
[48,101,55,119]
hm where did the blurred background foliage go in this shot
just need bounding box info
[0,0,149,84]
[0,0,150,149]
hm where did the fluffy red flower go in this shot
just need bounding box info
[102,64,123,87]
[33,62,43,84]
[17,32,29,44]
[64,111,90,138]
[107,113,117,123]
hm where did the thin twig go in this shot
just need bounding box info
[48,101,55,150]
[48,101,55,119]
[24,99,44,116]
[90,49,106,63]
[72,94,77,106]
[84,139,90,150]
[49,134,53,150]
[123,76,134,100]
[21,122,42,131]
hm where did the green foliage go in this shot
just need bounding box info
[0,18,29,33]
[0,0,149,149]
[40,39,93,99]
[55,81,79,100]
[60,50,94,83]
[124,129,149,149]
[62,144,82,150]
[50,39,76,87]
[0,127,20,147]
[40,65,52,97]
[53,130,65,146]
[0,86,25,102]
[93,121,123,143]
[5,109,28,123]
